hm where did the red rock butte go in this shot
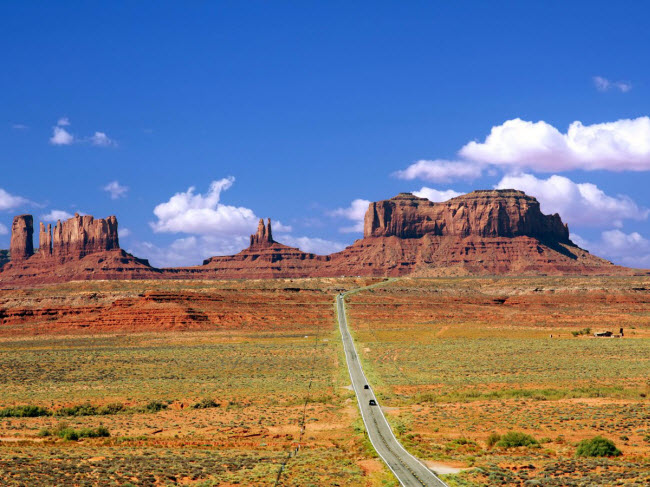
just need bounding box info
[0,190,645,286]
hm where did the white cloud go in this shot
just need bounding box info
[328,199,371,233]
[57,117,71,126]
[0,223,8,235]
[41,210,74,222]
[103,181,128,199]
[277,235,346,255]
[50,126,75,145]
[150,177,260,236]
[593,76,632,93]
[573,230,650,268]
[0,188,30,211]
[90,131,116,147]
[412,187,463,202]
[119,228,131,238]
[272,220,292,232]
[394,159,482,183]
[128,235,251,268]
[495,173,648,228]
[460,117,650,172]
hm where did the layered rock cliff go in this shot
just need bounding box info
[49,213,120,262]
[10,215,34,261]
[0,190,641,286]
[364,190,570,243]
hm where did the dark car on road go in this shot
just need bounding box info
[364,384,369,390]
[369,399,377,406]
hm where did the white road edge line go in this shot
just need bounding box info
[336,293,449,487]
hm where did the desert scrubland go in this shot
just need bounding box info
[0,276,648,486]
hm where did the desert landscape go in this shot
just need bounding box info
[2,4,650,486]
[1,191,648,486]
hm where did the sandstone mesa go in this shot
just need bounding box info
[0,190,643,286]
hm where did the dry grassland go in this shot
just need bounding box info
[346,276,650,486]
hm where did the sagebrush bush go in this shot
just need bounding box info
[192,398,220,409]
[576,436,621,457]
[495,431,539,448]
[0,405,51,417]
[486,432,501,448]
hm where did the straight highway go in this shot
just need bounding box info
[336,293,448,487]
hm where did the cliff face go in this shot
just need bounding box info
[0,190,640,287]
[0,213,150,286]
[364,190,570,243]
[10,215,34,261]
[49,213,119,262]
[249,218,274,249]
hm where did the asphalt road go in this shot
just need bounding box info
[336,294,448,487]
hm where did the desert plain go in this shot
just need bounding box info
[0,275,648,486]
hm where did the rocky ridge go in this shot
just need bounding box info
[0,190,642,286]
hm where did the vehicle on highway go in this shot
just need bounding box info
[369,399,377,406]
[364,384,369,389]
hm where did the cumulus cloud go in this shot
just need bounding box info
[277,235,346,255]
[103,181,128,199]
[412,187,463,202]
[50,126,75,145]
[151,177,260,236]
[128,235,252,268]
[119,228,131,238]
[394,159,483,183]
[328,199,371,233]
[460,117,650,172]
[0,188,30,211]
[573,230,650,268]
[593,76,632,93]
[0,223,8,235]
[49,118,116,147]
[495,173,648,228]
[41,210,74,222]
[90,131,116,147]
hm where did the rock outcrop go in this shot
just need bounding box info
[9,215,34,262]
[0,190,643,287]
[38,223,52,257]
[49,213,120,262]
[364,190,570,243]
[249,218,274,248]
[1,213,152,286]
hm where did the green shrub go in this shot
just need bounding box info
[39,422,110,441]
[56,403,98,417]
[0,405,51,417]
[192,398,220,409]
[495,431,539,448]
[97,403,125,415]
[486,432,501,448]
[576,436,621,457]
[142,400,167,413]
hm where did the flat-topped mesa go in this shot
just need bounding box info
[364,190,571,244]
[50,213,120,262]
[10,215,34,261]
[249,218,274,249]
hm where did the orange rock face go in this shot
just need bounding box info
[50,213,119,262]
[9,215,34,261]
[364,191,570,242]
[0,190,644,287]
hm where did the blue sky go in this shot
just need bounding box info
[1,2,649,268]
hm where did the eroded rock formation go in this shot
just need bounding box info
[50,213,119,262]
[249,218,274,248]
[0,190,643,287]
[39,223,52,257]
[364,190,570,243]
